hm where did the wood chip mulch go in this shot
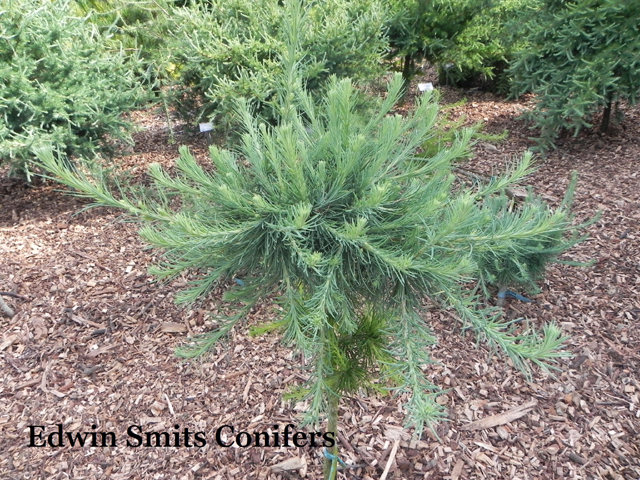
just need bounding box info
[1,89,639,480]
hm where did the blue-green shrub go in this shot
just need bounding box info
[0,0,146,177]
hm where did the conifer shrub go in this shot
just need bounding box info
[38,3,589,477]
[0,0,147,178]
[161,0,386,127]
[385,0,538,91]
[385,0,489,84]
[509,0,640,148]
[72,0,173,89]
[434,0,537,90]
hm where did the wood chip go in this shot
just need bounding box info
[451,458,464,480]
[160,322,188,333]
[568,452,588,465]
[0,334,18,351]
[460,401,537,430]
[270,456,306,473]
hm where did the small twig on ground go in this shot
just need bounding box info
[460,400,538,430]
[39,360,52,393]
[380,439,399,480]
[70,250,113,272]
[164,393,175,416]
[15,377,41,391]
[337,430,356,453]
[0,292,29,300]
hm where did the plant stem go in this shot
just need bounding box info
[497,285,507,308]
[323,392,340,480]
[401,54,413,83]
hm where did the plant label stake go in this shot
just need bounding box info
[199,122,214,144]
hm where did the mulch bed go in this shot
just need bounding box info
[1,84,639,480]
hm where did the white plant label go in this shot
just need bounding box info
[199,123,214,133]
[418,83,434,92]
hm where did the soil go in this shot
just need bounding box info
[1,83,639,480]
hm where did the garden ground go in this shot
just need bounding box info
[1,81,639,479]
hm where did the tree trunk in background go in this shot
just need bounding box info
[402,54,414,85]
[600,97,613,133]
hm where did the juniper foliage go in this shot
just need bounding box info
[0,0,146,177]
[72,0,173,87]
[38,2,584,444]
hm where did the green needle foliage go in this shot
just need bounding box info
[71,0,174,88]
[473,177,592,305]
[0,0,147,178]
[38,2,586,455]
[162,0,386,127]
[385,0,489,84]
[435,0,539,90]
[509,0,640,148]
